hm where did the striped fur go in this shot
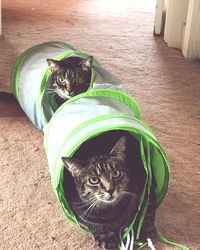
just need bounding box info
[62,135,156,249]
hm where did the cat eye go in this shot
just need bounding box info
[88,177,100,185]
[57,76,66,85]
[76,77,83,84]
[111,170,121,179]
[71,75,83,85]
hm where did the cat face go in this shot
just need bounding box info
[62,137,130,205]
[47,56,93,100]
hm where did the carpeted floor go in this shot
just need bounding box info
[0,0,200,249]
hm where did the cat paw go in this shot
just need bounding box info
[94,231,118,249]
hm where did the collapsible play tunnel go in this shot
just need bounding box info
[11,41,170,246]
[43,89,170,242]
[11,41,108,130]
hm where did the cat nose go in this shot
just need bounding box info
[106,188,115,196]
[67,86,72,92]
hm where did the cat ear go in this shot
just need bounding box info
[110,136,126,161]
[47,59,62,72]
[81,56,93,70]
[62,157,84,177]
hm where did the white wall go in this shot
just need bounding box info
[155,0,200,59]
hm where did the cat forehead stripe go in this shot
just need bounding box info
[96,164,101,175]
[105,162,113,171]
[90,169,97,176]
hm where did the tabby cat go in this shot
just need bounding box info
[62,131,156,249]
[0,56,93,104]
[47,56,93,105]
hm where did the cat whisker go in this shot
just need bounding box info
[76,200,94,211]
[45,87,55,91]
[86,200,100,220]
[44,91,56,94]
[45,87,57,91]
[71,198,97,208]
[44,89,57,93]
[45,91,57,94]
[79,200,99,222]
[122,191,140,201]
[43,91,57,97]
[79,205,94,221]
[88,199,100,212]
[45,87,54,90]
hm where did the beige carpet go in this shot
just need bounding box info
[0,0,199,249]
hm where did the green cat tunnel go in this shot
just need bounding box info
[10,42,189,249]
[11,41,104,130]
[43,93,170,247]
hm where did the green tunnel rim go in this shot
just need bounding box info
[47,115,169,228]
[49,115,170,206]
[52,122,169,245]
[38,50,100,125]
[44,89,142,152]
[11,41,77,101]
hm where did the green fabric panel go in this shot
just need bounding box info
[11,45,38,102]
[49,95,59,112]
[121,136,149,241]
[64,89,141,119]
[135,138,152,240]
[151,146,170,205]
[44,114,144,156]
[44,90,142,153]
[56,184,78,224]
